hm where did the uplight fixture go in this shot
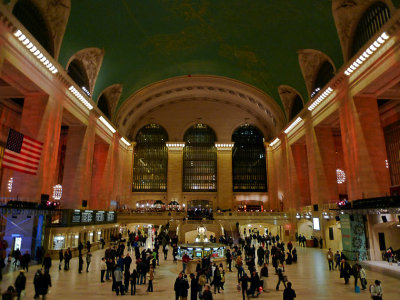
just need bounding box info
[120,137,131,146]
[7,177,13,192]
[344,32,389,76]
[336,169,346,184]
[308,87,333,111]
[99,116,116,133]
[68,86,93,110]
[13,29,58,74]
[284,117,302,134]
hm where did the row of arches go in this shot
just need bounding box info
[10,0,393,123]
[132,123,267,193]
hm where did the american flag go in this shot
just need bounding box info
[1,129,43,175]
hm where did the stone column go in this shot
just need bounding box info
[290,143,311,207]
[166,143,184,204]
[11,94,62,201]
[62,114,96,209]
[90,140,110,209]
[339,96,390,200]
[216,144,233,210]
[266,145,278,211]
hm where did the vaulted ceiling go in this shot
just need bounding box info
[59,0,345,111]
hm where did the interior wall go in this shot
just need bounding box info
[323,218,343,251]
[297,219,314,239]
[184,230,215,243]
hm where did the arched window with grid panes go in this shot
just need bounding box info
[232,125,267,192]
[183,124,217,192]
[351,2,390,58]
[132,124,168,192]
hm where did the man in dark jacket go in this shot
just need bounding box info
[202,285,213,300]
[190,273,198,300]
[239,273,249,300]
[180,275,190,299]
[58,249,63,271]
[174,273,183,300]
[20,251,31,272]
[42,254,52,273]
[283,282,296,300]
[14,270,26,300]
[124,253,132,271]
[340,259,351,284]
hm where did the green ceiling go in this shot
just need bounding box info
[59,0,345,110]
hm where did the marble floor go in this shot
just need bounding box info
[0,246,399,299]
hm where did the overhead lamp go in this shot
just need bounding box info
[166,143,185,147]
[308,87,333,111]
[68,86,93,110]
[99,116,116,133]
[269,138,280,147]
[344,32,389,76]
[120,137,131,146]
[284,117,302,134]
[215,143,234,148]
[13,29,58,74]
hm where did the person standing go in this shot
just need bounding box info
[340,259,351,285]
[190,273,198,300]
[163,244,169,260]
[319,237,323,249]
[78,241,83,256]
[225,249,232,272]
[58,250,63,271]
[370,280,383,300]
[114,266,124,295]
[130,269,138,295]
[147,266,154,292]
[260,263,269,291]
[20,251,30,272]
[14,270,26,300]
[202,285,213,300]
[359,265,367,290]
[182,253,190,274]
[180,274,190,300]
[283,282,296,300]
[86,251,92,272]
[100,257,107,282]
[174,273,183,300]
[78,253,83,274]
[327,248,334,271]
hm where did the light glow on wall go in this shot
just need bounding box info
[385,159,389,169]
[344,32,389,76]
[313,217,320,230]
[336,169,346,184]
[52,184,62,200]
[269,138,280,147]
[99,116,116,133]
[7,177,13,192]
[13,29,58,74]
[284,117,302,134]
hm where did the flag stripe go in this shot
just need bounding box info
[21,143,42,155]
[3,155,39,168]
[2,158,38,170]
[1,162,37,175]
[23,138,43,150]
[5,149,40,164]
[20,148,41,159]
[23,135,43,146]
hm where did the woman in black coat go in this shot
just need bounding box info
[179,275,190,299]
[190,273,198,300]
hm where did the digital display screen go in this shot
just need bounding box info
[95,211,105,222]
[313,217,320,230]
[81,211,93,223]
[195,252,202,257]
[72,211,81,223]
[107,212,114,222]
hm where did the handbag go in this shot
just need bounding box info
[283,275,288,282]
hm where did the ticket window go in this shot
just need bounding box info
[52,236,65,250]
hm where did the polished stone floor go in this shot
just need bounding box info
[0,246,399,299]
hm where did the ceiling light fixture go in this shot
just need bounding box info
[344,32,389,76]
[13,29,58,74]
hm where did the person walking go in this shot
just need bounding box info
[42,254,52,273]
[147,266,154,292]
[100,257,107,282]
[174,272,184,300]
[359,265,367,290]
[334,251,341,270]
[14,270,26,300]
[260,263,269,291]
[327,248,334,271]
[58,249,63,271]
[238,273,249,300]
[276,264,287,291]
[370,280,383,300]
[124,269,130,294]
[163,244,169,260]
[283,282,296,300]
[86,251,92,272]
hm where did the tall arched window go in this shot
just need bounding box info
[232,125,267,192]
[312,61,335,97]
[132,124,168,192]
[289,95,304,121]
[183,124,217,192]
[67,59,90,92]
[97,94,111,119]
[12,0,54,56]
[351,2,390,57]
